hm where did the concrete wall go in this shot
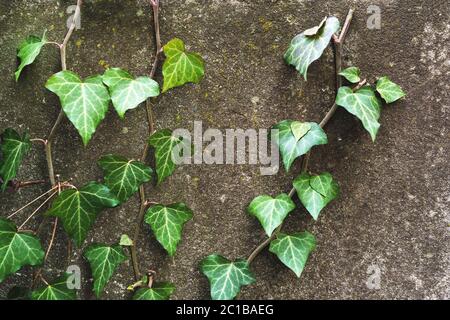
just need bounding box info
[0,0,448,299]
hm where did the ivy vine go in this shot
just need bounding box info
[200,9,405,300]
[0,5,405,301]
[1,0,205,300]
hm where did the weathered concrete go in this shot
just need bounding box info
[0,0,449,299]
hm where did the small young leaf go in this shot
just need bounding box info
[132,282,175,300]
[98,154,153,203]
[119,234,133,247]
[144,203,193,256]
[248,193,296,236]
[148,129,185,184]
[102,68,160,118]
[200,254,255,300]
[336,86,382,141]
[31,274,77,300]
[284,17,340,79]
[0,218,44,283]
[46,182,120,247]
[15,31,47,81]
[272,121,327,172]
[376,76,406,103]
[290,121,311,142]
[0,129,31,191]
[269,232,316,277]
[162,38,205,93]
[339,66,361,83]
[45,71,111,146]
[293,172,339,220]
[84,243,128,298]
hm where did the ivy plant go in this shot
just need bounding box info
[200,9,405,300]
[1,0,205,300]
[1,5,406,301]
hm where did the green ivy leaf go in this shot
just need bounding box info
[132,282,175,300]
[248,193,296,236]
[31,274,77,300]
[269,232,316,277]
[144,203,193,256]
[284,17,340,79]
[293,172,339,220]
[0,129,31,191]
[45,71,111,146]
[162,38,205,93]
[272,121,327,172]
[102,68,160,118]
[0,218,44,283]
[200,254,255,300]
[84,243,128,298]
[376,76,406,103]
[339,66,361,83]
[15,31,47,81]
[336,86,382,141]
[148,129,185,184]
[98,154,152,203]
[290,122,311,142]
[46,182,120,247]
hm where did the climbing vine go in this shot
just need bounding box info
[0,0,205,300]
[200,9,405,300]
[0,5,406,301]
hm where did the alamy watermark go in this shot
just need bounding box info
[367,5,381,30]
[171,121,280,175]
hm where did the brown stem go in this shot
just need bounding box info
[32,1,83,287]
[130,0,162,281]
[247,9,354,265]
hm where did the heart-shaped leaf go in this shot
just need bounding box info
[46,182,119,247]
[132,282,175,300]
[293,172,339,220]
[0,129,31,191]
[0,218,44,283]
[102,68,160,118]
[84,243,128,298]
[200,254,255,300]
[162,38,205,93]
[46,71,111,146]
[144,203,193,256]
[272,121,327,172]
[31,274,77,300]
[284,17,340,79]
[269,231,316,277]
[98,154,152,203]
[148,129,186,184]
[15,31,47,81]
[376,76,405,103]
[336,86,382,141]
[339,66,361,83]
[248,193,296,236]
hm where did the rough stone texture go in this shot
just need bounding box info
[0,0,449,300]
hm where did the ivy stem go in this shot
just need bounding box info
[7,186,59,219]
[17,191,57,230]
[130,0,162,281]
[31,0,82,287]
[247,8,354,266]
